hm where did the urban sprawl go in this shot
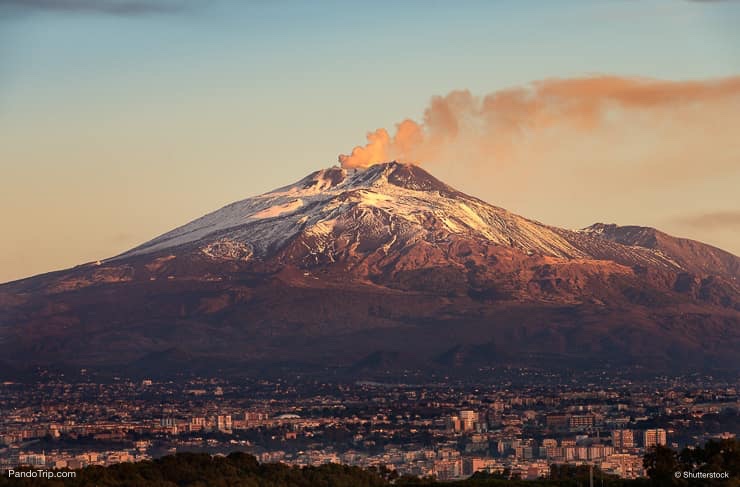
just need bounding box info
[1,371,737,481]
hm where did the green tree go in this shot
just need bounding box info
[644,445,681,486]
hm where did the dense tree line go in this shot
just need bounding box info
[643,439,738,486]
[1,452,386,487]
[1,439,737,486]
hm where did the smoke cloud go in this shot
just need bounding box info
[338,75,740,169]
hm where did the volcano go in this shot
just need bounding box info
[1,162,738,378]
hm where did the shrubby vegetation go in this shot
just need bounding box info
[1,439,737,486]
[643,439,738,486]
[1,452,385,487]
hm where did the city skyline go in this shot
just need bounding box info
[1,370,734,482]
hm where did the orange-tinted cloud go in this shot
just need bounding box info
[338,75,740,169]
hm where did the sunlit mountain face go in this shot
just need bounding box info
[1,162,738,378]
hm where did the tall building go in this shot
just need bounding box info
[643,429,667,448]
[216,415,233,433]
[612,429,635,449]
[189,416,206,432]
[515,444,536,459]
[459,410,478,432]
[462,457,497,476]
[569,414,594,431]
[541,438,558,459]
[18,452,46,467]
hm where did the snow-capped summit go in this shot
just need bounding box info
[287,162,456,193]
[117,162,587,262]
[2,161,738,376]
[115,162,739,281]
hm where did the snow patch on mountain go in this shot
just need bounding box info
[112,162,702,274]
[250,199,304,220]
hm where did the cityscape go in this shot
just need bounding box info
[1,370,737,481]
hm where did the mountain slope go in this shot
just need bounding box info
[578,222,739,278]
[0,162,738,377]
[117,163,587,261]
